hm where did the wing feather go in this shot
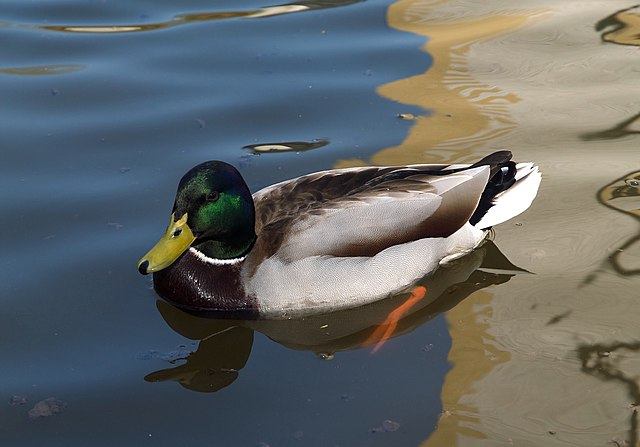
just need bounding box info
[249,165,489,262]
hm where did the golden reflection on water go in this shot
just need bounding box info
[423,291,510,446]
[37,0,361,34]
[372,0,640,444]
[335,0,548,168]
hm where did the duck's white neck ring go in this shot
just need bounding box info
[189,247,246,265]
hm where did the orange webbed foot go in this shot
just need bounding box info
[365,285,427,354]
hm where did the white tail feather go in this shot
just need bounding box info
[474,163,541,229]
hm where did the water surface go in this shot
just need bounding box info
[3,0,640,446]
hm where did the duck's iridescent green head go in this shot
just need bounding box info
[138,161,256,275]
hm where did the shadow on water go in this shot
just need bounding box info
[146,241,524,393]
[578,171,640,446]
[586,171,640,278]
[581,112,640,141]
[582,5,640,141]
[582,3,640,280]
[578,342,640,447]
[30,0,363,34]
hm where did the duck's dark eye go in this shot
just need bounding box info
[626,179,640,188]
[172,228,182,238]
[206,191,220,202]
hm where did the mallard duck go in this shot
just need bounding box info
[138,150,541,318]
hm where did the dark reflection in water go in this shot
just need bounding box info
[145,313,253,393]
[147,241,522,393]
[545,310,571,326]
[36,0,363,34]
[585,6,640,141]
[243,138,329,153]
[578,342,640,447]
[581,112,640,141]
[578,171,640,444]
[595,171,640,276]
[596,4,640,46]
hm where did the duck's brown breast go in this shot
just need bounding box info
[152,250,259,319]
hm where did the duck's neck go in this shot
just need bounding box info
[194,232,256,260]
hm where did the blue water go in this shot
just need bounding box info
[0,1,455,445]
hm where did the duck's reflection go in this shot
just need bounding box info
[146,241,524,392]
[144,313,253,393]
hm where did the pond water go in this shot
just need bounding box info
[2,0,640,445]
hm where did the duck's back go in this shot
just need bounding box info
[241,152,541,317]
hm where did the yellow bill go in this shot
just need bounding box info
[138,213,196,275]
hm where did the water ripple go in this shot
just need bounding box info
[0,64,85,75]
[3,0,364,35]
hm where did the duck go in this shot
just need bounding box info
[137,150,541,319]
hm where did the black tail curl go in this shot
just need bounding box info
[468,151,517,226]
[352,150,518,227]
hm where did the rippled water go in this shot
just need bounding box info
[3,0,640,445]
